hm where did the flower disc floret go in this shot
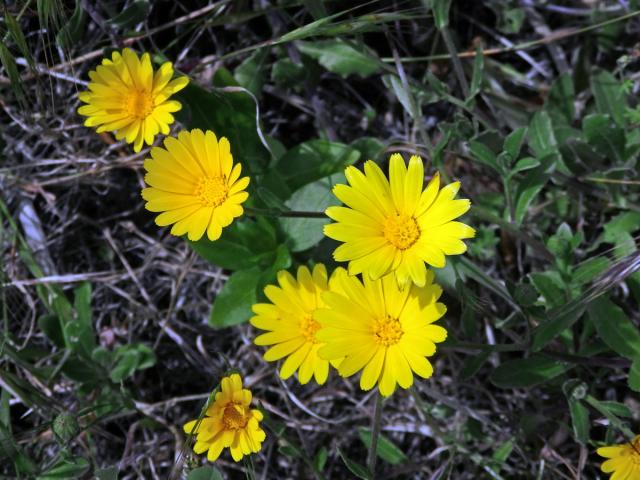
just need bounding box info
[183,373,266,462]
[315,268,447,397]
[251,264,339,385]
[324,154,475,287]
[141,129,249,241]
[77,48,189,152]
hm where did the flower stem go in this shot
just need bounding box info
[367,392,383,476]
[244,206,326,218]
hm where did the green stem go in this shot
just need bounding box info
[585,395,636,440]
[367,393,383,476]
[244,206,326,218]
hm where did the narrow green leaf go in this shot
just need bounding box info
[528,111,558,158]
[338,449,371,480]
[468,47,484,99]
[4,12,33,68]
[431,0,452,29]
[490,355,572,388]
[358,428,407,465]
[547,73,575,123]
[531,303,585,351]
[629,360,640,392]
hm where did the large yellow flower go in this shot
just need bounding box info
[597,435,640,479]
[183,373,266,462]
[141,129,249,241]
[315,267,447,397]
[78,48,188,152]
[324,154,475,287]
[251,264,338,385]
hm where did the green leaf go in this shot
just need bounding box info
[531,303,585,351]
[189,218,277,271]
[107,1,150,29]
[567,399,590,443]
[338,449,371,480]
[0,44,25,103]
[187,466,224,480]
[460,350,491,380]
[235,49,269,98]
[64,282,95,357]
[490,354,572,388]
[514,164,551,224]
[582,114,626,163]
[5,11,33,68]
[492,438,514,464]
[468,140,499,173]
[110,344,156,382]
[630,360,640,392]
[431,0,452,29]
[175,78,270,172]
[588,297,640,361]
[503,127,527,160]
[95,467,119,480]
[468,47,484,100]
[281,174,341,252]
[510,157,539,175]
[37,457,89,479]
[528,111,558,158]
[530,271,565,308]
[276,139,360,190]
[271,58,306,88]
[209,267,260,328]
[313,447,328,473]
[357,428,407,465]
[547,73,575,123]
[38,314,64,348]
[297,39,380,78]
[591,69,626,126]
[56,0,86,48]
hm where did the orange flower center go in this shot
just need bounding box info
[195,176,228,207]
[373,315,403,346]
[222,403,249,430]
[383,214,420,250]
[125,90,154,119]
[300,315,321,344]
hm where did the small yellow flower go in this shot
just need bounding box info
[141,129,249,241]
[315,268,447,397]
[78,48,189,152]
[183,373,266,462]
[324,154,475,287]
[597,435,640,479]
[251,264,339,385]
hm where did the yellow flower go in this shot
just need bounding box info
[597,435,640,479]
[315,267,447,397]
[183,373,266,462]
[141,129,249,241]
[78,48,189,152]
[324,154,475,287]
[251,264,339,385]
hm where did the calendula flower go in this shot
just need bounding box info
[78,48,188,152]
[315,268,447,397]
[324,154,475,287]
[141,129,249,241]
[183,373,266,462]
[597,435,640,479]
[251,264,340,385]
